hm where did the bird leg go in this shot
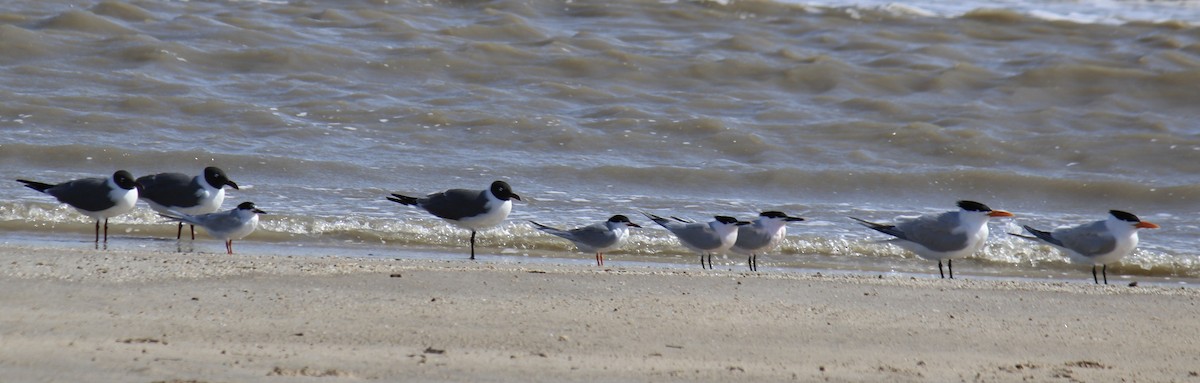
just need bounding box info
[226,240,233,255]
[1102,264,1108,285]
[469,230,476,260]
[103,219,109,243]
[1092,265,1099,284]
[191,225,196,240]
[948,259,954,279]
[176,222,183,240]
[94,220,100,243]
[937,260,945,279]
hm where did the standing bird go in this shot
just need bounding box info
[644,212,750,269]
[17,170,140,243]
[1011,210,1159,285]
[530,215,641,266]
[731,211,805,272]
[387,180,521,260]
[159,202,266,255]
[850,201,1014,279]
[137,166,240,240]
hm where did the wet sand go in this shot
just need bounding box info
[1,247,1197,382]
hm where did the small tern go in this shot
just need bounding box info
[730,211,805,271]
[530,215,641,266]
[160,201,266,255]
[644,212,750,269]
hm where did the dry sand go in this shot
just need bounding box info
[1,246,1198,382]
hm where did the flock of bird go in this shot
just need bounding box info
[14,168,1160,285]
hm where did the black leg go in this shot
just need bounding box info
[176,222,183,240]
[948,259,954,279]
[707,253,713,269]
[103,219,109,243]
[937,260,945,279]
[94,220,100,243]
[1102,264,1108,285]
[699,255,705,268]
[190,224,196,240]
[469,230,476,260]
[747,255,754,271]
[1092,265,1099,284]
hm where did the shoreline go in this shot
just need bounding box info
[2,248,1198,382]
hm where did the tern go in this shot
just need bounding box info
[1011,210,1159,284]
[851,201,1014,279]
[530,215,641,266]
[388,180,521,260]
[138,166,240,240]
[160,201,266,255]
[17,170,140,243]
[730,211,805,271]
[644,212,750,269]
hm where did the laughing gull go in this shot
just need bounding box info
[17,170,140,243]
[850,201,1014,279]
[731,211,805,271]
[387,180,521,260]
[644,212,750,269]
[138,166,240,240]
[1011,210,1159,284]
[530,215,641,266]
[160,202,266,255]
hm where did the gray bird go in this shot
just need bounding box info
[644,212,750,269]
[160,202,266,255]
[530,215,641,266]
[851,201,1014,279]
[730,211,805,271]
[388,180,521,260]
[17,170,140,243]
[138,166,240,240]
[1011,210,1159,284]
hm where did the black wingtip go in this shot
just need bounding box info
[387,194,419,206]
[528,220,553,230]
[16,179,54,193]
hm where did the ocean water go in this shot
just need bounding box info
[1,0,1198,283]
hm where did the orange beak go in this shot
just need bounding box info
[1135,221,1160,229]
[988,210,1015,218]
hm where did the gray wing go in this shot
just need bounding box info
[564,224,620,250]
[733,224,773,250]
[418,189,489,220]
[895,212,968,252]
[45,177,114,212]
[671,223,723,250]
[137,172,204,207]
[1053,221,1117,257]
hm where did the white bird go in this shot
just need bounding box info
[1011,210,1159,284]
[644,212,750,269]
[387,180,521,260]
[138,166,240,240]
[17,170,140,244]
[731,211,805,271]
[160,202,266,255]
[530,215,641,266]
[851,200,1014,279]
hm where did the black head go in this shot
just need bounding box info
[112,170,139,190]
[489,180,520,201]
[608,214,641,228]
[761,211,805,222]
[237,201,267,214]
[204,166,239,190]
[957,200,993,212]
[1110,210,1141,223]
[714,216,750,226]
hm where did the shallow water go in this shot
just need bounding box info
[1,0,1197,282]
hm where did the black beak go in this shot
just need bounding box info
[227,180,240,190]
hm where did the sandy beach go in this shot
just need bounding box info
[0,247,1196,382]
